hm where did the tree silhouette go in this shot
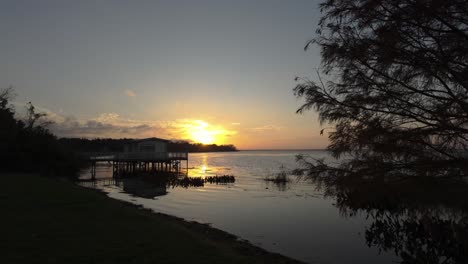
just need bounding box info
[0,87,82,177]
[25,102,50,129]
[295,0,468,178]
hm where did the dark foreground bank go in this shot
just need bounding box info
[0,174,302,264]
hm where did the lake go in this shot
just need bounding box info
[79,150,467,264]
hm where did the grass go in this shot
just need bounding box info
[0,173,302,264]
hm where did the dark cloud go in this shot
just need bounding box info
[50,117,160,138]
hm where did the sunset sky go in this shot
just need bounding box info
[1,0,326,149]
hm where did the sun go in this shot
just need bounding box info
[189,120,217,144]
[181,119,236,145]
[191,129,215,144]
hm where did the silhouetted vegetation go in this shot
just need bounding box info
[321,176,468,264]
[177,176,205,187]
[293,151,468,263]
[139,174,236,189]
[294,3,468,252]
[58,138,237,153]
[204,175,236,184]
[0,88,82,177]
[264,165,290,183]
[168,141,237,153]
[295,0,468,178]
[264,165,291,191]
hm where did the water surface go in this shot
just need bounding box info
[79,150,466,264]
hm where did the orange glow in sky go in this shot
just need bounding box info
[190,121,215,144]
[181,120,235,145]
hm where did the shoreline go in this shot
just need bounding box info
[2,173,303,264]
[78,182,298,260]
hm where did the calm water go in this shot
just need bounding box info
[79,150,467,264]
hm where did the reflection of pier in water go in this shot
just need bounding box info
[78,174,236,199]
[78,178,168,199]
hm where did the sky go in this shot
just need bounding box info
[1,0,326,149]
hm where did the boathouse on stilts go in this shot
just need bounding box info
[87,137,188,179]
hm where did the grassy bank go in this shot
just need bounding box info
[0,174,301,264]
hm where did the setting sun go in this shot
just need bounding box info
[191,130,215,144]
[178,120,235,145]
[188,121,217,144]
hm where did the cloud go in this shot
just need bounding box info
[12,99,238,142]
[10,101,239,142]
[93,113,120,123]
[51,121,157,139]
[42,109,238,143]
[250,125,282,132]
[231,122,241,126]
[124,89,136,97]
[49,113,167,139]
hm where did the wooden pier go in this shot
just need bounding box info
[85,152,189,179]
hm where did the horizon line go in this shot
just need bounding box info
[238,148,326,151]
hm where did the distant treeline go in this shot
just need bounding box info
[168,141,237,153]
[58,138,237,153]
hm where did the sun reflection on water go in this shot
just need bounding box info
[198,155,209,176]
